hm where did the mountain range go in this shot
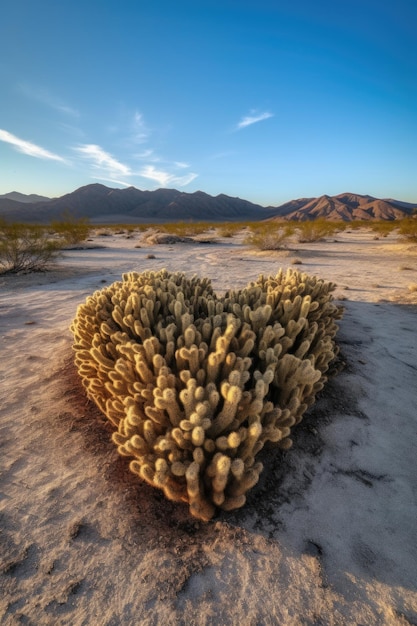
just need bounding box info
[0,184,415,223]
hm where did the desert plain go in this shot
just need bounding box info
[1,226,416,625]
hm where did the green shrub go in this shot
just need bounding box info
[0,220,61,274]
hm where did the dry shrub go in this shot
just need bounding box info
[296,219,342,243]
[0,220,61,274]
[398,218,417,243]
[245,223,294,250]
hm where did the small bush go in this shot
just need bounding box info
[217,223,247,237]
[50,214,90,244]
[370,221,397,237]
[245,223,294,250]
[0,220,62,274]
[296,219,342,243]
[398,218,417,243]
[159,222,213,237]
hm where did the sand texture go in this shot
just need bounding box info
[1,228,417,625]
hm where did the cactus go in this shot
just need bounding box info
[70,268,343,521]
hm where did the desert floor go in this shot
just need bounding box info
[1,227,416,625]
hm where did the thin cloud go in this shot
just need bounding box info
[74,144,131,176]
[131,111,149,144]
[0,128,66,162]
[134,148,160,162]
[139,165,197,187]
[237,111,274,129]
[18,83,79,117]
[91,176,133,187]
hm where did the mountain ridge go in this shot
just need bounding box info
[0,185,415,223]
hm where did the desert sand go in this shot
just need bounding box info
[1,227,416,625]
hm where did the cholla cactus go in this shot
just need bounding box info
[70,268,343,521]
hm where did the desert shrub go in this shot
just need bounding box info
[398,218,417,243]
[348,220,367,231]
[296,219,341,243]
[159,222,213,237]
[50,214,90,244]
[370,221,397,237]
[217,222,249,237]
[245,222,294,250]
[0,219,62,274]
[71,268,343,521]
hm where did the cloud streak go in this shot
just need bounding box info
[74,144,131,176]
[131,111,149,144]
[139,165,198,188]
[237,111,274,129]
[18,83,79,117]
[0,129,66,162]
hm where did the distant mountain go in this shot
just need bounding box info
[0,183,272,223]
[0,185,415,223]
[268,193,416,221]
[0,191,51,203]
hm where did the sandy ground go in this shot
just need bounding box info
[1,228,417,625]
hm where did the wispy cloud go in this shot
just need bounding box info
[18,83,79,117]
[139,165,197,187]
[208,150,236,160]
[131,111,149,144]
[74,144,131,176]
[237,110,274,129]
[0,128,66,162]
[133,148,160,162]
[91,176,133,187]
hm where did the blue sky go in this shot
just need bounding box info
[1,0,416,206]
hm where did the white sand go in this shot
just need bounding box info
[1,228,416,625]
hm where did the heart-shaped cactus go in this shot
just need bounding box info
[70,269,343,520]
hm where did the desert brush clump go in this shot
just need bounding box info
[70,268,343,521]
[0,219,61,274]
[296,219,343,243]
[244,222,295,250]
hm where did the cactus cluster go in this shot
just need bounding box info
[70,268,343,521]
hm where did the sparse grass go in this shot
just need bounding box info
[157,222,214,237]
[348,220,369,230]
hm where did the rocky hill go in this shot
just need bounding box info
[270,193,416,221]
[0,186,415,223]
